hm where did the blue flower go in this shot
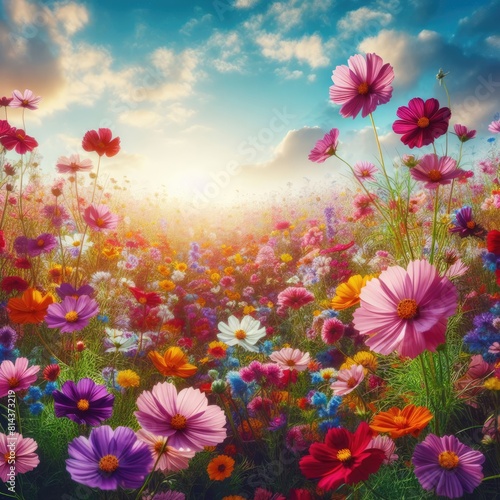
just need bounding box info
[259,340,273,355]
[29,402,45,416]
[310,391,327,407]
[319,418,341,433]
[226,371,254,401]
[44,381,59,396]
[24,386,43,402]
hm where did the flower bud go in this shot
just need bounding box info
[211,379,227,394]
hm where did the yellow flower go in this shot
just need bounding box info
[331,274,376,310]
[116,369,140,388]
[280,253,293,263]
[243,305,255,315]
[157,264,171,277]
[313,310,322,316]
[233,253,244,265]
[102,247,121,259]
[342,351,378,373]
[207,455,235,481]
[148,347,197,378]
[210,273,221,283]
[159,280,175,292]
[224,266,234,275]
[484,377,500,391]
[175,262,188,272]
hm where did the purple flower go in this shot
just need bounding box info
[56,283,95,300]
[45,295,99,333]
[53,378,114,426]
[412,434,484,498]
[0,326,17,350]
[449,206,486,239]
[66,425,152,490]
[13,236,29,255]
[41,204,70,228]
[267,413,287,431]
[27,233,58,257]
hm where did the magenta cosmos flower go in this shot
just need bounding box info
[410,154,461,189]
[329,53,394,119]
[53,378,114,426]
[135,381,227,451]
[0,128,38,154]
[353,161,378,181]
[82,128,121,157]
[66,425,153,490]
[27,233,58,257]
[352,259,458,358]
[412,434,484,498]
[45,295,99,333]
[83,204,119,231]
[308,128,340,163]
[453,124,476,142]
[269,347,311,372]
[0,432,39,482]
[0,358,39,397]
[10,89,41,110]
[488,120,500,134]
[277,287,315,310]
[393,97,451,148]
[56,154,93,174]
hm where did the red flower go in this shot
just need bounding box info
[1,276,29,293]
[43,364,60,381]
[129,286,162,306]
[82,128,120,157]
[487,230,500,256]
[0,128,38,154]
[392,97,451,149]
[14,258,31,269]
[0,230,5,251]
[299,422,385,491]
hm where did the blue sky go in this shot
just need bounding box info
[1,0,499,205]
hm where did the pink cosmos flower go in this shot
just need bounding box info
[369,435,398,465]
[353,260,458,358]
[330,364,365,396]
[0,432,40,482]
[353,161,378,181]
[488,120,500,134]
[83,204,119,231]
[410,154,462,189]
[82,128,120,157]
[393,98,451,149]
[0,357,39,397]
[0,128,38,154]
[136,429,195,472]
[10,89,41,110]
[277,287,315,310]
[135,382,226,451]
[321,318,345,344]
[56,154,93,174]
[329,53,394,118]
[269,347,311,372]
[308,128,340,163]
[453,124,476,142]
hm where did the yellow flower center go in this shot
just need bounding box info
[154,440,166,454]
[397,299,419,320]
[77,399,90,411]
[438,451,460,470]
[37,239,45,247]
[393,415,408,428]
[417,116,430,128]
[8,377,19,388]
[65,311,79,322]
[466,221,476,229]
[4,451,13,463]
[234,329,247,340]
[357,82,369,95]
[72,240,81,247]
[336,448,352,462]
[361,169,370,177]
[138,297,147,304]
[286,359,296,367]
[347,376,358,388]
[96,217,104,227]
[428,169,443,182]
[98,454,119,473]
[170,413,187,430]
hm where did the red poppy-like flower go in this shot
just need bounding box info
[1,276,29,294]
[392,97,451,149]
[82,128,120,157]
[299,421,385,491]
[0,128,38,154]
[129,286,162,306]
[0,230,5,252]
[43,364,60,381]
[487,230,500,256]
[0,120,11,136]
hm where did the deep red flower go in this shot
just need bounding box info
[299,421,385,491]
[0,128,38,154]
[43,364,60,381]
[0,120,12,136]
[14,258,31,269]
[320,241,355,254]
[0,230,5,251]
[129,286,162,306]
[0,97,13,107]
[82,128,120,157]
[392,97,451,149]
[487,230,500,256]
[1,276,29,293]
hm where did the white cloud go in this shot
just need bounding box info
[54,3,89,36]
[337,7,392,36]
[234,0,260,8]
[180,13,212,36]
[118,110,163,127]
[486,35,500,49]
[204,31,247,73]
[275,67,303,79]
[256,33,329,68]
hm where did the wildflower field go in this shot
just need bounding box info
[1,53,500,500]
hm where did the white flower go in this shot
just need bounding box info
[171,270,185,282]
[62,233,93,256]
[217,315,266,352]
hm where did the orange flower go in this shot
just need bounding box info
[148,347,197,378]
[331,274,376,310]
[207,455,235,481]
[370,404,433,438]
[7,288,54,324]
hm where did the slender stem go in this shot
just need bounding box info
[0,188,9,230]
[429,185,440,265]
[90,156,101,205]
[442,80,451,157]
[134,439,168,500]
[447,142,463,213]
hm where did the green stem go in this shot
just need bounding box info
[442,80,451,157]
[134,440,168,500]
[429,185,440,265]
[90,156,101,205]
